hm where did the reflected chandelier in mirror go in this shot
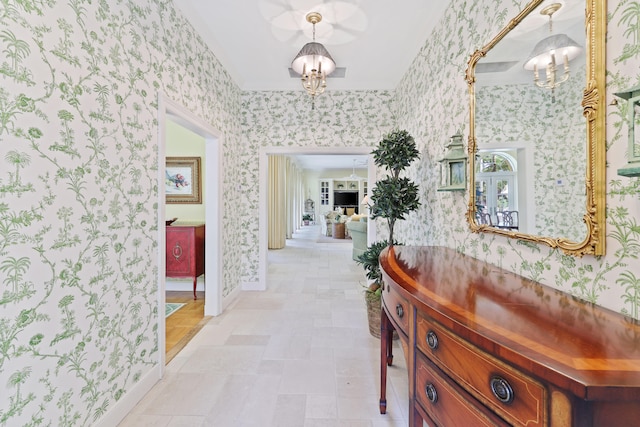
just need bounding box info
[465,0,606,256]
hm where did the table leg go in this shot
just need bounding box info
[193,276,197,300]
[380,307,395,414]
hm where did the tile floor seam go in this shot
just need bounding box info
[118,224,408,427]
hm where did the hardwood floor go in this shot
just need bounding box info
[165,291,209,363]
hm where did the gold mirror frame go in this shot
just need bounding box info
[465,0,606,256]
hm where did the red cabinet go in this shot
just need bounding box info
[165,223,205,299]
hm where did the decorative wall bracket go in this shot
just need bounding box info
[437,134,467,192]
[614,85,640,177]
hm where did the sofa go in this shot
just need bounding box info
[346,216,368,261]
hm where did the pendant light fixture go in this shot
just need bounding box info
[522,3,582,102]
[349,159,359,179]
[291,12,336,109]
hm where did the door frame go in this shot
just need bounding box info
[157,93,224,369]
[255,146,376,291]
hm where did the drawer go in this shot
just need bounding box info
[416,352,509,427]
[417,314,547,427]
[166,228,195,276]
[382,282,409,336]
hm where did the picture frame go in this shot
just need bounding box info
[165,157,202,204]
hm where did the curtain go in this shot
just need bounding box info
[268,155,305,249]
[268,156,287,249]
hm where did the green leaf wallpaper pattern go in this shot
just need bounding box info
[1,0,640,425]
[0,1,243,425]
[475,65,586,242]
[390,0,640,318]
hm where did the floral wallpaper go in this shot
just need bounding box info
[239,90,397,283]
[0,1,242,425]
[1,0,640,425]
[475,65,586,242]
[393,0,640,320]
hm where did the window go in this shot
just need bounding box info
[475,152,517,226]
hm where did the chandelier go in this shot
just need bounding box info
[291,12,336,108]
[522,3,581,102]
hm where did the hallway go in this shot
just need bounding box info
[119,224,409,426]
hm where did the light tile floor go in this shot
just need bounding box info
[119,225,408,427]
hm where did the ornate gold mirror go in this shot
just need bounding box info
[466,0,606,256]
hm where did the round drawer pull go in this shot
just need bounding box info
[396,304,404,318]
[425,383,438,403]
[490,376,514,404]
[426,330,439,350]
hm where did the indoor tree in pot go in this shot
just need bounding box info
[357,129,420,338]
[357,240,397,338]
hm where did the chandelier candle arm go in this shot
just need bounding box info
[523,3,581,102]
[291,12,336,107]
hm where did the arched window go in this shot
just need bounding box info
[477,152,515,173]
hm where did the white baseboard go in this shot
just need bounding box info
[93,364,162,427]
[241,280,265,291]
[222,285,241,311]
[166,277,205,292]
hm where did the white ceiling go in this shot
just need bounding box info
[173,0,584,170]
[174,0,450,91]
[173,0,450,170]
[476,0,585,87]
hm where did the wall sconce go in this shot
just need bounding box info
[437,134,467,192]
[614,85,640,177]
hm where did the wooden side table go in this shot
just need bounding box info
[379,245,640,426]
[332,222,345,239]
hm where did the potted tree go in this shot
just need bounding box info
[357,129,420,338]
[369,129,421,246]
[357,241,393,338]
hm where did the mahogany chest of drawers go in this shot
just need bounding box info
[165,223,205,299]
[379,246,640,426]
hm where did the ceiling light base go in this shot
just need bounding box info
[306,12,322,25]
[540,3,562,17]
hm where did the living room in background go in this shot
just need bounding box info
[257,147,376,291]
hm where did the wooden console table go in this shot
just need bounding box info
[166,223,205,300]
[379,246,640,426]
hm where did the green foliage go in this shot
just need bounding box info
[371,129,420,178]
[370,176,420,222]
[369,129,421,245]
[356,240,390,285]
[302,214,312,221]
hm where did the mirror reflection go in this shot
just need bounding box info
[466,0,606,256]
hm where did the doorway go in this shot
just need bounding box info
[256,147,377,291]
[158,94,223,367]
[475,151,518,228]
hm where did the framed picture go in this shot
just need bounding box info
[165,157,202,204]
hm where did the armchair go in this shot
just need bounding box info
[346,217,368,261]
